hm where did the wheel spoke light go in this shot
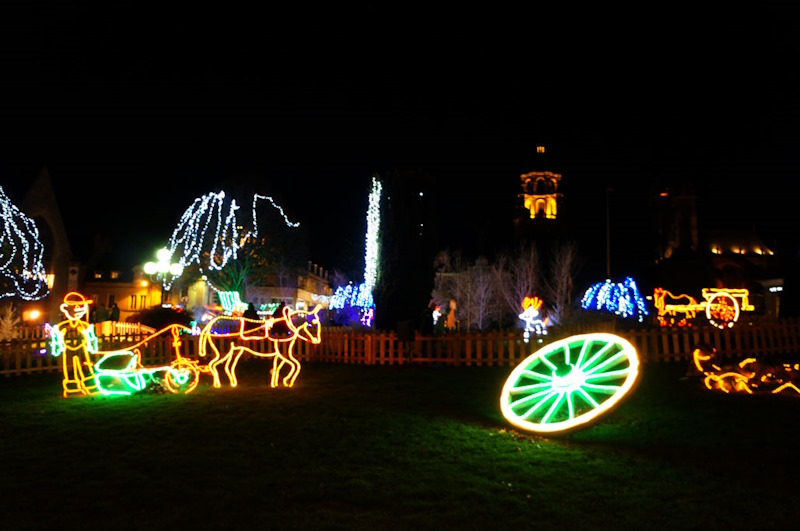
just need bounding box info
[500,333,639,434]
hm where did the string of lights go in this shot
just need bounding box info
[328,176,382,325]
[164,191,299,291]
[0,186,49,300]
[363,176,382,298]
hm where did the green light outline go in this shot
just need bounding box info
[500,333,639,434]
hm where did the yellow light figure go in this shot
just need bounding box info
[199,304,323,389]
[692,347,800,396]
[772,382,800,395]
[703,372,754,394]
[519,296,548,343]
[48,292,100,397]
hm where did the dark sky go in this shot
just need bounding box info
[2,4,800,280]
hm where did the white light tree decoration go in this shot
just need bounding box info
[163,191,299,292]
[363,175,382,306]
[0,186,49,300]
[329,175,382,327]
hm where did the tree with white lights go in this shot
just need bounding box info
[0,186,49,300]
[164,191,300,293]
[363,175,382,303]
[329,175,382,327]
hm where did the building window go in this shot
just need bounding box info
[93,271,103,279]
[129,295,136,309]
[110,271,120,279]
[140,295,147,309]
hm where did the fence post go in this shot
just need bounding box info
[365,333,373,365]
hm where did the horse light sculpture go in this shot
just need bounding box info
[199,304,323,389]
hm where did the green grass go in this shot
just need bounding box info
[2,360,799,530]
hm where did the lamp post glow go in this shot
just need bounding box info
[144,248,184,302]
[144,248,184,278]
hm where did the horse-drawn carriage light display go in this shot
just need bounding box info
[47,291,323,397]
[653,287,754,329]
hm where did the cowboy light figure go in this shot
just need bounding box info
[49,292,100,397]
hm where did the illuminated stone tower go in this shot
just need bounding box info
[514,146,565,244]
[520,170,562,219]
[518,146,562,220]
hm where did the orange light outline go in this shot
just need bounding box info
[199,304,323,389]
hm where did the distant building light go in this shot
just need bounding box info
[770,286,783,293]
[659,192,669,197]
[537,146,545,153]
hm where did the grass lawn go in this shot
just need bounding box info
[2,359,799,530]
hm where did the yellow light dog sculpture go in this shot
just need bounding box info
[199,304,322,389]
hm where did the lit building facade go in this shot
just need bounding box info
[519,170,562,220]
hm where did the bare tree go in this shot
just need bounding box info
[493,243,542,324]
[447,255,472,330]
[543,241,581,326]
[469,262,496,330]
[433,255,500,331]
[0,302,20,340]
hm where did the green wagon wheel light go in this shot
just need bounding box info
[500,333,640,434]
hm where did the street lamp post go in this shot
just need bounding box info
[143,248,184,305]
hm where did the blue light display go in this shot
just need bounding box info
[581,277,649,322]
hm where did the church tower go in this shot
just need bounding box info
[518,146,562,220]
[514,146,564,245]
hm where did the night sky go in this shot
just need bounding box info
[2,4,800,282]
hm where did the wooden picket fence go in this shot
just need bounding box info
[3,318,800,378]
[318,319,800,367]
